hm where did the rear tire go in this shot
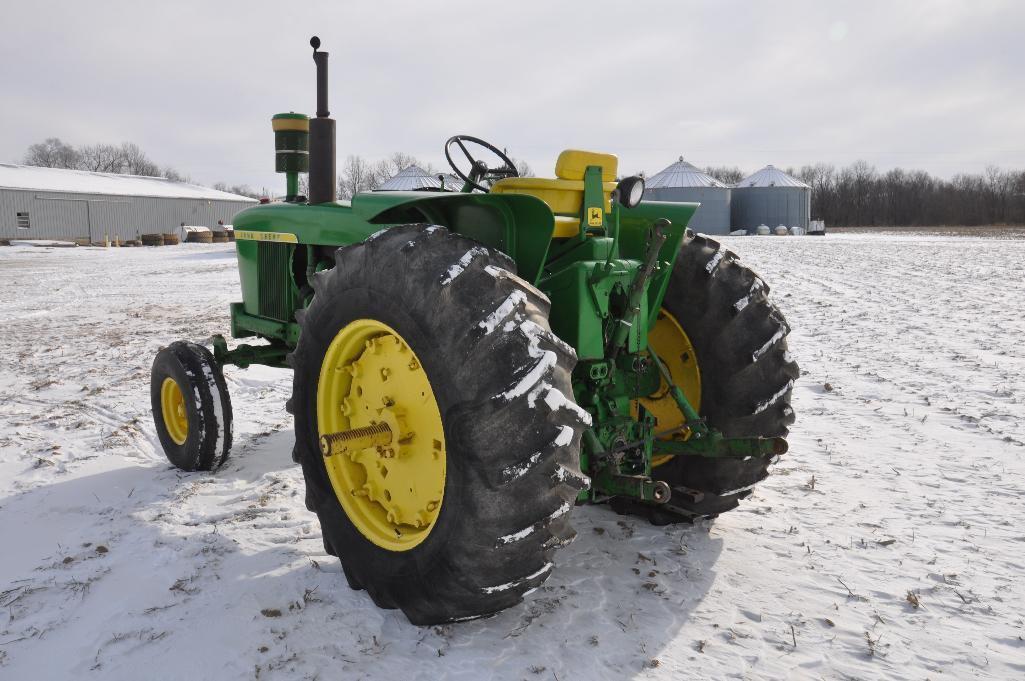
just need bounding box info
[291,224,588,625]
[629,232,798,522]
[150,341,233,471]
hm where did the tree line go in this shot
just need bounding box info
[21,138,262,198]
[22,139,526,201]
[24,137,1023,224]
[334,152,437,200]
[702,162,1025,227]
[334,153,533,199]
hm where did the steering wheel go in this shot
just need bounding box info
[444,135,519,192]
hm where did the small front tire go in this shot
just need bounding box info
[150,341,233,471]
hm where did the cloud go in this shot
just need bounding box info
[1,0,1022,189]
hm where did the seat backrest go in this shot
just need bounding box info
[489,149,619,237]
[554,150,618,182]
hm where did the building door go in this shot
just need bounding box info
[90,200,130,242]
[35,198,89,241]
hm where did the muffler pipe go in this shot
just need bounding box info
[308,36,336,204]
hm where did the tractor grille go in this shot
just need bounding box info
[257,242,293,321]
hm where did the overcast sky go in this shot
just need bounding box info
[2,0,1022,191]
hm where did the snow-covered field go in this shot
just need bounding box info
[1,234,1022,680]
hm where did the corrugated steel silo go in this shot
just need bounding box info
[375,165,454,192]
[641,157,731,235]
[731,165,810,232]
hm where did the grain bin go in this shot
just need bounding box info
[642,157,731,235]
[375,165,448,191]
[731,165,810,232]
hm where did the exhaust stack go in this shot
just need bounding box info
[308,36,336,204]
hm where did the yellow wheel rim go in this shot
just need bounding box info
[635,310,702,468]
[316,319,446,552]
[160,377,189,446]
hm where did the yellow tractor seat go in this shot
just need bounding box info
[554,149,618,182]
[490,150,619,238]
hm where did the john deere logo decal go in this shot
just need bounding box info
[587,207,603,227]
[234,230,298,243]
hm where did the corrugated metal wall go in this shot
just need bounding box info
[730,187,811,231]
[643,187,732,235]
[0,189,255,241]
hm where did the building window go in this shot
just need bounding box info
[16,212,30,230]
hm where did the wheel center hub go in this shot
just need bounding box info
[316,320,446,551]
[161,377,189,445]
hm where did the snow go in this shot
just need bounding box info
[753,378,796,415]
[199,360,228,461]
[439,246,488,285]
[478,290,526,335]
[536,382,593,426]
[497,320,558,402]
[5,239,78,248]
[705,248,725,273]
[0,164,258,202]
[497,502,573,547]
[483,264,553,308]
[752,324,787,362]
[2,233,1024,679]
[733,277,764,312]
[499,424,574,483]
[481,562,555,595]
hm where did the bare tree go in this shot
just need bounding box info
[370,152,438,187]
[511,158,534,178]
[228,184,260,199]
[162,166,191,183]
[77,143,123,173]
[23,138,81,169]
[703,166,745,185]
[23,138,157,176]
[789,161,1025,227]
[372,158,395,187]
[388,152,423,175]
[119,142,160,176]
[338,155,379,199]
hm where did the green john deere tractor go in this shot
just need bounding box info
[150,37,797,624]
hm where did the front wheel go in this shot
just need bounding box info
[150,341,233,471]
[290,224,588,625]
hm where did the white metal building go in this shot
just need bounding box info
[642,157,732,234]
[731,165,811,232]
[0,164,257,243]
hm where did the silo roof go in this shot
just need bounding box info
[736,165,809,188]
[376,165,448,191]
[439,174,464,190]
[646,157,727,189]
